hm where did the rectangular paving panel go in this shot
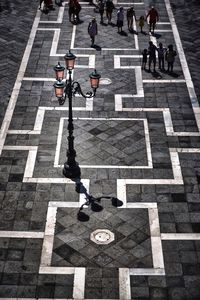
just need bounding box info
[52,207,153,268]
[73,8,136,50]
[58,118,149,168]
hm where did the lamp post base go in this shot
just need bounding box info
[63,162,81,179]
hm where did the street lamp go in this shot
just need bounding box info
[53,50,101,179]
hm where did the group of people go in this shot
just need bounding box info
[95,2,159,34]
[116,5,159,34]
[87,4,177,74]
[142,42,177,73]
[87,4,160,46]
[39,0,177,73]
[39,0,63,13]
[68,0,81,23]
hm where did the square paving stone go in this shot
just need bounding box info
[52,207,153,268]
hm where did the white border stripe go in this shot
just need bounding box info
[0,10,41,154]
[0,231,44,238]
[161,233,200,240]
[165,0,200,130]
[119,268,131,300]
[73,268,86,299]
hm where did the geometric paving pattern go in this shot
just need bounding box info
[0,0,200,298]
[60,119,148,167]
[53,207,153,268]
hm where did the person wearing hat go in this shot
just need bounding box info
[88,17,98,47]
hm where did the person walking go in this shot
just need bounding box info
[142,49,148,70]
[117,7,124,33]
[40,0,55,12]
[157,42,166,70]
[148,41,157,72]
[146,6,159,34]
[126,6,136,31]
[88,17,98,47]
[105,0,115,24]
[165,44,177,73]
[98,0,105,24]
[68,0,75,22]
[74,0,81,23]
[138,15,145,33]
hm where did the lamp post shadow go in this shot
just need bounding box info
[74,179,123,222]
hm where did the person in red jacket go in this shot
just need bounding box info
[146,6,159,34]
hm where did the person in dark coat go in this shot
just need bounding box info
[146,6,159,34]
[74,0,81,23]
[126,6,136,31]
[98,0,105,24]
[148,41,157,72]
[165,44,177,73]
[105,0,115,24]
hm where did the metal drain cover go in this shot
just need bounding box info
[90,229,115,245]
[100,78,112,85]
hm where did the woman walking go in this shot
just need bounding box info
[88,17,98,47]
[105,0,115,24]
[98,0,105,24]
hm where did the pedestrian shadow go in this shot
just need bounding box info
[129,29,138,35]
[153,33,162,39]
[151,70,163,79]
[71,19,84,25]
[118,31,128,36]
[109,22,116,27]
[167,71,180,78]
[140,30,148,35]
[74,178,123,222]
[92,44,102,51]
[100,22,108,26]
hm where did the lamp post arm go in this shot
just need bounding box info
[72,81,96,98]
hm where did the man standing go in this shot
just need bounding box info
[146,6,159,34]
[117,7,124,33]
[148,41,157,72]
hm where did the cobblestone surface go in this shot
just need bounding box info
[0,0,200,299]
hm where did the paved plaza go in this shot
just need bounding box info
[0,0,200,298]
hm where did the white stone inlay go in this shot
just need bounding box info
[165,0,200,131]
[100,78,112,85]
[90,229,115,245]
[161,233,200,240]
[73,267,86,299]
[0,10,41,155]
[119,268,131,300]
[0,231,44,239]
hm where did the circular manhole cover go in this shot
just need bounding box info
[100,78,112,85]
[90,229,115,245]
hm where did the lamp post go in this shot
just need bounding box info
[53,50,101,179]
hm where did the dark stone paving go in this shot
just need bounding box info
[0,0,200,299]
[53,206,152,268]
[0,0,38,128]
